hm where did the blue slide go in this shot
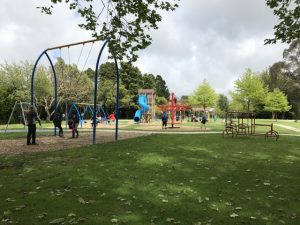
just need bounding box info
[134,95,149,123]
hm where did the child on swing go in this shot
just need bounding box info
[53,112,64,137]
[68,111,79,138]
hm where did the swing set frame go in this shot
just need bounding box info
[67,101,110,128]
[31,39,120,144]
[4,101,42,132]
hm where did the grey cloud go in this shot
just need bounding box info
[0,0,288,98]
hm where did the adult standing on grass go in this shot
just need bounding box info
[26,105,41,145]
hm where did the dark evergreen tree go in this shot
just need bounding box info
[120,62,143,105]
[142,73,156,89]
[155,75,170,99]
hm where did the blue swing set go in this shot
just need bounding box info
[67,102,110,128]
[30,39,120,144]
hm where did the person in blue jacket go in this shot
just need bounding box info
[162,111,168,129]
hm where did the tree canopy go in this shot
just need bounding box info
[231,69,268,111]
[264,88,291,119]
[216,94,229,114]
[265,0,300,44]
[188,80,217,110]
[39,0,180,62]
[261,39,300,117]
[0,59,170,121]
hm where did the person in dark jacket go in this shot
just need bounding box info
[70,112,79,138]
[201,112,207,130]
[53,112,64,137]
[26,105,41,145]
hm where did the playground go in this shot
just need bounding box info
[1,118,300,155]
[1,68,300,224]
[1,0,300,223]
[0,119,212,155]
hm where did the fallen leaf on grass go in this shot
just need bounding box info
[36,213,47,219]
[151,216,158,222]
[4,210,11,216]
[196,196,203,203]
[49,217,65,224]
[68,212,76,217]
[14,205,25,211]
[116,196,126,201]
[111,218,119,224]
[78,197,89,204]
[230,213,239,218]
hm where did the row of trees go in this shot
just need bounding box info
[0,60,170,123]
[1,40,298,123]
[188,38,300,120]
[188,71,291,120]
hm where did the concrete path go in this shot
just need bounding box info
[274,124,300,132]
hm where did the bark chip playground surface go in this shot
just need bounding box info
[0,131,150,155]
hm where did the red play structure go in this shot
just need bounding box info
[157,92,190,128]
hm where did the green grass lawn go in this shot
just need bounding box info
[0,134,299,224]
[274,120,300,129]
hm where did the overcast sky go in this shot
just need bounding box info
[0,0,288,97]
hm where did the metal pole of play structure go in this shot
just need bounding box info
[92,40,120,144]
[93,40,108,144]
[114,57,120,142]
[31,50,58,136]
[93,39,120,144]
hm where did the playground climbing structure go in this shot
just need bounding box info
[157,92,190,128]
[222,111,279,140]
[134,89,155,123]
